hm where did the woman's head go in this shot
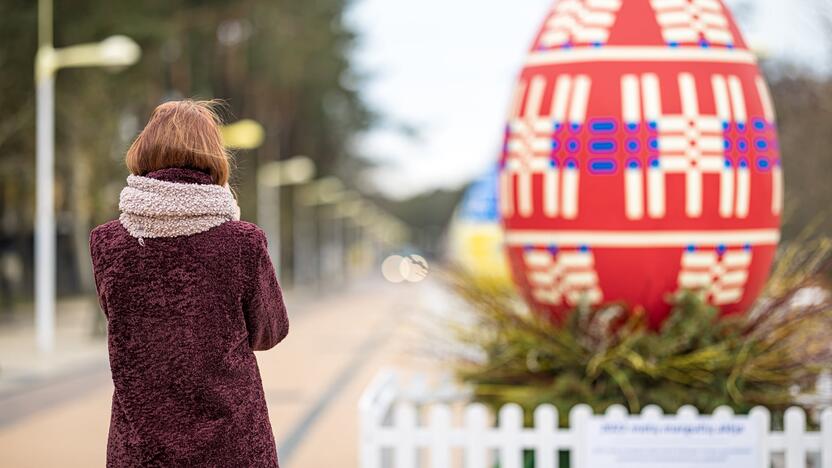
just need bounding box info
[126,100,230,186]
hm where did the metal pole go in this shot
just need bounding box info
[314,204,323,293]
[35,74,56,353]
[291,187,304,289]
[273,185,282,278]
[35,0,55,354]
[257,180,281,277]
[333,212,344,286]
[291,191,317,291]
[291,189,300,288]
[39,0,52,48]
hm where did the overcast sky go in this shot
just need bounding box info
[347,0,830,199]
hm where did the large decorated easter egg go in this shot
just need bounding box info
[499,0,782,327]
[448,167,510,281]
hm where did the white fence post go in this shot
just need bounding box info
[429,404,452,468]
[641,404,663,419]
[498,404,524,468]
[464,403,489,468]
[393,402,418,468]
[605,404,628,419]
[785,406,808,468]
[750,406,772,468]
[822,408,832,468]
[534,404,558,468]
[713,405,735,419]
[569,404,593,468]
[677,405,700,419]
[358,370,396,468]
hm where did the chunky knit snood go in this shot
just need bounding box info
[119,173,241,243]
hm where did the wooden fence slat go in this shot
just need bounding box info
[605,404,628,419]
[785,406,807,468]
[393,402,418,468]
[641,404,663,419]
[534,405,558,468]
[499,404,524,468]
[429,404,452,468]
[464,403,489,468]
[358,424,381,468]
[677,405,699,419]
[713,405,735,419]
[822,408,832,468]
[750,406,771,468]
[569,405,593,468]
[358,371,397,468]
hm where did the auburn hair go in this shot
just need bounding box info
[126,100,231,186]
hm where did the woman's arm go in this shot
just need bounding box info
[89,227,109,318]
[243,229,289,351]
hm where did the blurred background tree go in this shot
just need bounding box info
[0,0,375,306]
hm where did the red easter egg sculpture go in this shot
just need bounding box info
[499,0,782,327]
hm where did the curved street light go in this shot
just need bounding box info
[35,0,141,353]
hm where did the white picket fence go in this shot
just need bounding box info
[358,370,832,468]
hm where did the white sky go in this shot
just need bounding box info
[347,0,830,199]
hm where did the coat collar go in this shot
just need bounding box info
[145,167,214,185]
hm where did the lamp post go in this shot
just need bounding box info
[257,156,316,277]
[294,177,347,290]
[35,0,141,353]
[333,196,364,279]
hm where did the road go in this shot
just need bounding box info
[0,280,442,467]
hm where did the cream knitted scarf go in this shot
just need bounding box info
[119,175,241,242]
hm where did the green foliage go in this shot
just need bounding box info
[450,238,832,425]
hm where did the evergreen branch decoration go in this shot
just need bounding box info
[449,237,832,426]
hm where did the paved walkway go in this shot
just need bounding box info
[0,280,444,467]
[0,296,107,399]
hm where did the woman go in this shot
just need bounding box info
[90,100,288,467]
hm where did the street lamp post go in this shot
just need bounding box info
[294,177,346,290]
[334,197,364,279]
[35,0,141,353]
[257,156,316,277]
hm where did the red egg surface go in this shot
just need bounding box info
[499,0,782,327]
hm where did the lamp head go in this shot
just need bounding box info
[99,35,142,67]
[222,119,265,150]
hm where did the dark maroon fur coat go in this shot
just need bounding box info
[90,168,288,467]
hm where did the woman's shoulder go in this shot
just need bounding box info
[90,220,127,246]
[215,220,268,245]
[89,220,131,266]
[213,221,270,266]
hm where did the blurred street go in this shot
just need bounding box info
[0,279,439,468]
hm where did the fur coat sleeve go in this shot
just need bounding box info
[243,229,289,351]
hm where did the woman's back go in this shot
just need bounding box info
[90,102,288,467]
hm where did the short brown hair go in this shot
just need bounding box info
[126,100,230,186]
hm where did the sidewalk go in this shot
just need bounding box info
[0,296,108,401]
[0,279,446,467]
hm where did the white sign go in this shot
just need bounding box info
[583,415,761,468]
